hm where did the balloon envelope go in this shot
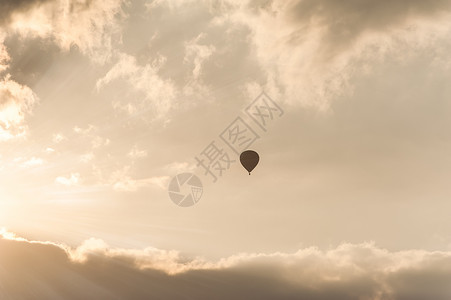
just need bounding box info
[240,150,259,175]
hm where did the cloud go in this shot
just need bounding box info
[96,53,178,120]
[18,156,44,167]
[182,33,216,97]
[1,230,451,299]
[112,172,169,192]
[184,33,215,80]
[127,145,148,159]
[218,0,451,109]
[286,0,451,54]
[45,147,55,153]
[55,173,80,186]
[0,1,125,137]
[4,0,125,63]
[164,161,197,173]
[52,133,66,143]
[0,75,38,141]
[141,0,451,111]
[0,0,51,26]
[79,152,95,163]
[73,125,110,149]
[0,39,9,74]
[0,33,38,142]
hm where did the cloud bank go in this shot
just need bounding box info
[1,230,451,299]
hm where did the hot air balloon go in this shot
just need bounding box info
[240,150,259,175]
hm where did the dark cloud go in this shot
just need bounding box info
[3,35,63,87]
[0,0,52,26]
[2,235,451,299]
[287,0,451,56]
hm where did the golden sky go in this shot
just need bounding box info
[2,0,451,298]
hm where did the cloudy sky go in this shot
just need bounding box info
[2,0,451,298]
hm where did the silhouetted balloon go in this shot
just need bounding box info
[240,150,259,175]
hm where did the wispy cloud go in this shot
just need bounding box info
[96,53,177,120]
[21,156,44,167]
[127,145,148,159]
[4,0,126,63]
[112,170,169,192]
[55,173,80,187]
[52,133,66,144]
[218,0,451,109]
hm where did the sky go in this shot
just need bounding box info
[1,0,451,299]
